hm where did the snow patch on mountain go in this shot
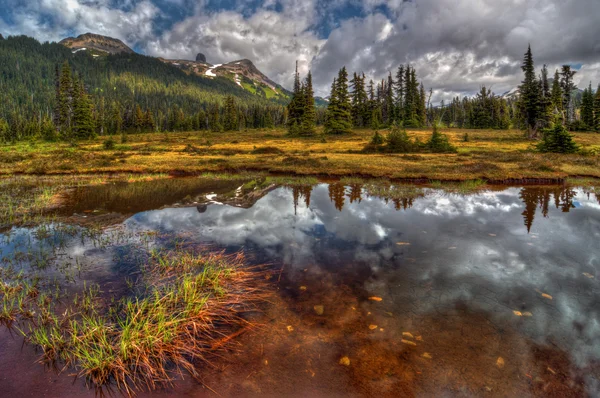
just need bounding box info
[205,64,222,77]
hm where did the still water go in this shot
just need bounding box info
[1,178,599,397]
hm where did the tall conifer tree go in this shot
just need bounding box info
[300,71,316,135]
[518,45,541,138]
[594,84,600,133]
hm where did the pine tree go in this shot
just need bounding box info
[594,84,600,133]
[223,95,238,131]
[324,68,353,134]
[418,83,427,127]
[134,105,145,132]
[350,73,368,127]
[72,75,95,140]
[145,109,156,131]
[395,65,405,123]
[581,83,594,130]
[560,65,577,126]
[518,45,541,138]
[537,115,579,153]
[58,61,74,140]
[385,73,396,125]
[299,71,316,135]
[550,69,563,117]
[539,65,553,129]
[287,61,306,133]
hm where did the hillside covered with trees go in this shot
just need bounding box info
[0,35,289,141]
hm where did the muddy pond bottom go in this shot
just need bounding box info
[1,179,599,397]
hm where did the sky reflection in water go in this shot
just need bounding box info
[2,182,599,396]
[127,185,600,384]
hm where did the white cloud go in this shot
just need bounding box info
[2,0,600,97]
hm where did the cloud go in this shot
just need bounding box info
[311,0,600,98]
[143,3,325,89]
[1,0,600,98]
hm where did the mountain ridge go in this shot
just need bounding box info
[60,32,292,101]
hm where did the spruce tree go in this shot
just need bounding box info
[518,45,541,138]
[386,73,395,125]
[145,109,156,131]
[395,65,405,124]
[550,69,563,117]
[560,65,577,126]
[350,73,368,127]
[287,61,306,133]
[594,84,600,133]
[58,61,74,140]
[539,65,553,129]
[300,71,316,135]
[537,116,579,153]
[324,68,353,134]
[418,83,427,127]
[581,83,594,130]
[223,95,238,131]
[134,105,145,132]
[72,76,95,140]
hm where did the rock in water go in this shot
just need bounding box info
[196,53,207,63]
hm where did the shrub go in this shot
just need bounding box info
[103,138,116,150]
[386,124,415,153]
[370,131,385,145]
[426,125,456,153]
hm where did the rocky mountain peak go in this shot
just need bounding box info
[195,53,207,63]
[59,33,134,54]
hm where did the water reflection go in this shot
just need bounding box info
[3,179,600,396]
[120,183,600,396]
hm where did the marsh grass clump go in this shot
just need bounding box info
[430,179,487,194]
[103,138,115,150]
[364,182,425,201]
[4,248,269,394]
[266,175,319,187]
[251,146,285,155]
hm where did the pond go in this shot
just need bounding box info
[1,177,599,397]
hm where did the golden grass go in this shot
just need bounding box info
[1,127,599,181]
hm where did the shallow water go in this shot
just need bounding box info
[1,178,599,397]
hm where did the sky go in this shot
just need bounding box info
[1,0,600,101]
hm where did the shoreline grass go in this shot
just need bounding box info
[4,247,269,394]
[0,128,598,182]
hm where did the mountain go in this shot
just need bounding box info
[0,34,289,138]
[160,58,292,101]
[58,33,291,102]
[501,79,584,101]
[59,33,134,55]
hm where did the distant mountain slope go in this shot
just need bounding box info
[57,33,292,102]
[501,79,584,101]
[60,33,134,54]
[161,58,292,101]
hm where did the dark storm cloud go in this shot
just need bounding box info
[312,0,600,100]
[1,0,600,100]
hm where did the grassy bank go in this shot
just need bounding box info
[2,246,268,394]
[1,127,599,181]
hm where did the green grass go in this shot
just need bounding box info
[6,248,268,394]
